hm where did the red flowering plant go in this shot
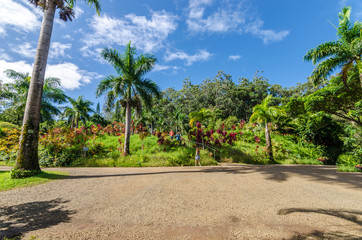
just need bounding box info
[355,164,362,171]
[39,127,105,166]
[317,157,328,164]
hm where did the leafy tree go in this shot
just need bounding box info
[304,75,362,126]
[173,109,187,133]
[304,6,362,87]
[16,0,101,172]
[0,69,67,125]
[63,96,94,128]
[96,42,161,155]
[250,95,285,163]
[189,108,214,127]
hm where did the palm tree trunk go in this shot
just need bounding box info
[15,1,56,171]
[124,100,131,155]
[265,122,275,163]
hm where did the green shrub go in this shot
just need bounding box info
[0,122,20,130]
[10,169,40,179]
[337,154,359,166]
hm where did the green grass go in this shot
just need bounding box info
[0,161,15,167]
[337,165,361,172]
[72,134,218,167]
[217,132,324,165]
[0,170,68,191]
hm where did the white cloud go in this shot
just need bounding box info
[82,10,178,54]
[73,6,84,19]
[187,0,245,33]
[0,0,41,36]
[11,42,36,58]
[165,49,212,66]
[152,64,180,72]
[49,42,72,59]
[0,60,100,90]
[63,34,74,40]
[11,41,72,60]
[186,0,289,44]
[0,60,32,83]
[246,20,289,44]
[0,49,12,61]
[229,55,241,61]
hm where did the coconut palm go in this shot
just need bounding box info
[16,0,101,172]
[250,95,285,163]
[0,69,67,125]
[96,43,161,155]
[189,108,214,127]
[304,6,362,87]
[63,96,94,128]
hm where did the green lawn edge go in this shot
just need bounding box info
[0,170,68,191]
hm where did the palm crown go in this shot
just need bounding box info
[63,96,94,128]
[30,0,100,21]
[96,42,161,111]
[304,6,362,87]
[0,69,67,123]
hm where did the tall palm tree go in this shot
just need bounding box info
[63,96,94,128]
[304,6,362,87]
[250,95,284,163]
[16,0,101,172]
[189,108,214,127]
[0,69,67,125]
[96,42,161,155]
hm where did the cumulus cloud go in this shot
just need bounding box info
[229,55,241,61]
[187,0,245,33]
[49,42,72,59]
[165,49,212,66]
[0,49,12,61]
[10,41,72,59]
[0,60,100,90]
[152,64,180,72]
[0,0,41,36]
[246,20,289,44]
[0,60,32,83]
[11,42,36,58]
[186,0,289,44]
[82,10,178,54]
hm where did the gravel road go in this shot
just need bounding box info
[0,164,361,240]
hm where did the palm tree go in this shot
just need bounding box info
[0,69,67,125]
[96,43,161,155]
[16,0,101,172]
[304,6,362,87]
[63,96,94,128]
[189,108,214,127]
[250,95,284,163]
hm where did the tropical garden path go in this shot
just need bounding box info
[0,165,361,240]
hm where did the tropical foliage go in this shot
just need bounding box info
[96,42,161,155]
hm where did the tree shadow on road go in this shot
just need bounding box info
[62,164,362,189]
[286,230,362,240]
[0,198,75,240]
[278,208,362,226]
[249,165,362,189]
[279,208,362,240]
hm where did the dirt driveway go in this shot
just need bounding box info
[0,164,361,240]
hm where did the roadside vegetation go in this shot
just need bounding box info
[0,6,360,177]
[0,171,68,191]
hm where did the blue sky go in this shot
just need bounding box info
[0,0,361,106]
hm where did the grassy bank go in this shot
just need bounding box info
[71,135,217,167]
[0,171,68,191]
